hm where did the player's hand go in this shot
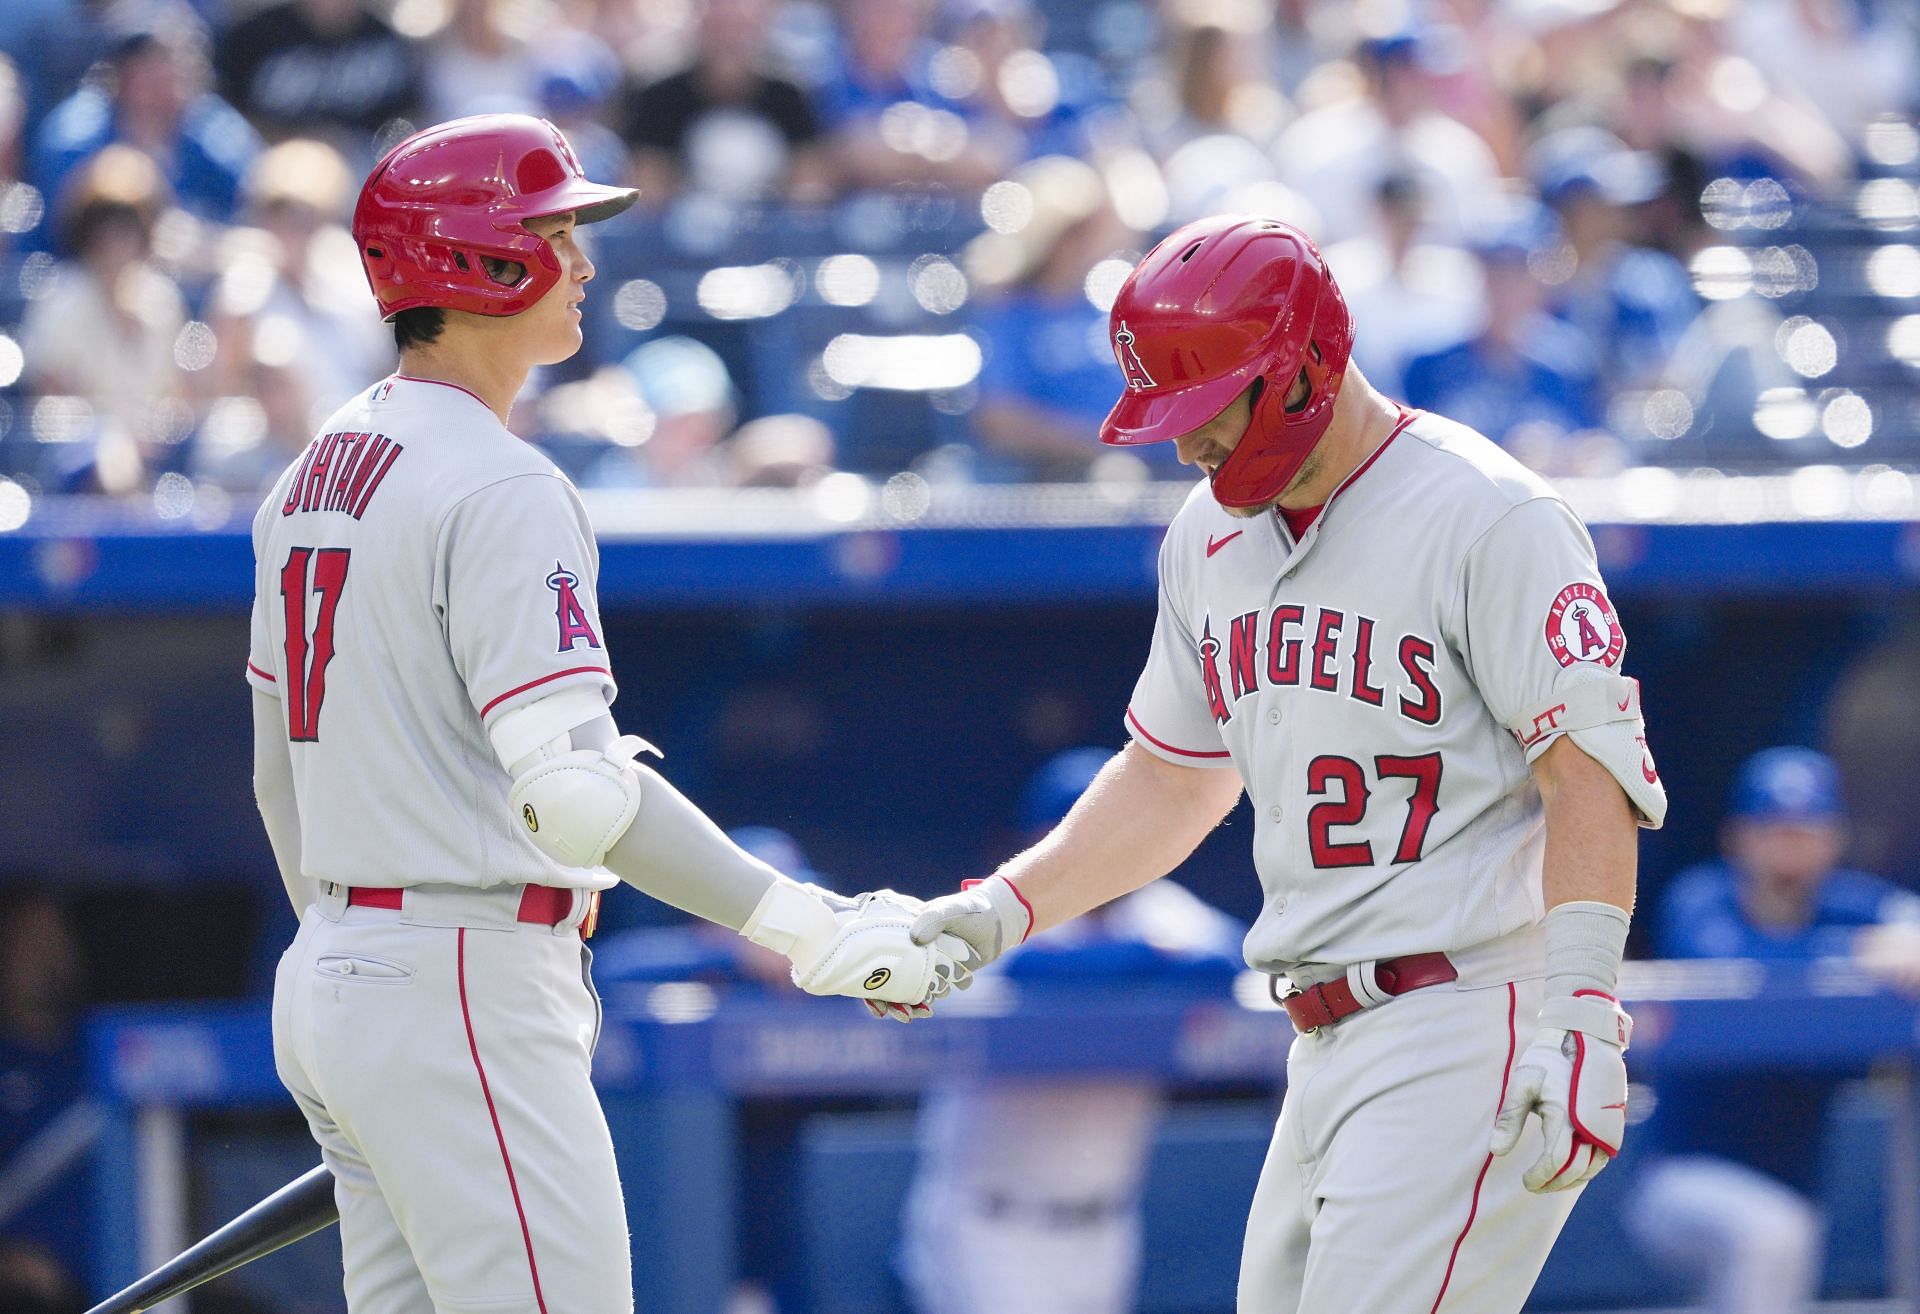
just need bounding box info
[745,882,976,1006]
[1490,991,1632,1193]
[908,875,1033,973]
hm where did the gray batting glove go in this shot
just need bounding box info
[908,875,1033,972]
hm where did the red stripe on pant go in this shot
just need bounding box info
[457,928,551,1314]
[1428,982,1519,1313]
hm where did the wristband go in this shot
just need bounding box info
[1543,900,1629,998]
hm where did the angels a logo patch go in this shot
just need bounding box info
[1114,321,1157,390]
[1545,583,1624,668]
[547,562,601,652]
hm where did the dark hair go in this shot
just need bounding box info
[392,306,445,351]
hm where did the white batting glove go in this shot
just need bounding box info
[1490,991,1632,1192]
[742,882,975,1006]
[908,875,1033,971]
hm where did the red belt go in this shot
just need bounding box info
[1273,951,1457,1034]
[345,885,599,938]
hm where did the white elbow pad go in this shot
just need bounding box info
[1509,676,1667,829]
[508,736,657,869]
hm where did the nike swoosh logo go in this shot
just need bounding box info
[1616,696,1631,712]
[1206,531,1243,558]
[1602,1102,1628,1111]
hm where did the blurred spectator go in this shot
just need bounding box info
[31,9,261,231]
[0,1241,79,1314]
[1271,27,1499,244]
[961,155,1150,479]
[1401,198,1616,476]
[194,354,321,493]
[0,55,37,263]
[205,138,390,432]
[616,0,828,206]
[1725,0,1919,154]
[723,412,836,487]
[1531,126,1698,391]
[1135,20,1290,161]
[421,0,544,122]
[19,145,192,494]
[537,37,627,189]
[574,335,738,487]
[899,747,1244,1314]
[1626,747,1920,1314]
[0,890,93,1275]
[214,0,421,148]
[937,0,1093,167]
[1324,170,1481,398]
[817,0,1009,191]
[1825,622,1920,892]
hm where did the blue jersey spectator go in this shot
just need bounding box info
[31,15,260,235]
[1626,748,1920,1314]
[961,155,1177,480]
[1401,199,1606,470]
[1531,127,1698,389]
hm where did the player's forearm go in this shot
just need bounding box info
[599,763,789,931]
[1533,736,1638,914]
[997,742,1243,935]
[251,690,313,916]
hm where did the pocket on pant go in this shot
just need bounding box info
[314,953,415,984]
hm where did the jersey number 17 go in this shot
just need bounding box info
[280,546,351,742]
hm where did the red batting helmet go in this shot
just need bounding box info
[1099,216,1354,508]
[353,114,639,320]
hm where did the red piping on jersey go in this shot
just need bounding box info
[246,661,276,684]
[1333,408,1417,502]
[458,928,551,1314]
[392,374,494,413]
[480,666,612,720]
[1428,982,1518,1314]
[1125,707,1231,760]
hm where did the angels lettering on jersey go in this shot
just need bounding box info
[547,562,601,652]
[1195,606,1443,728]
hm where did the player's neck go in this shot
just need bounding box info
[1276,370,1403,510]
[397,339,530,426]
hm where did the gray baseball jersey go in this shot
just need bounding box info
[246,374,619,892]
[1127,409,1658,973]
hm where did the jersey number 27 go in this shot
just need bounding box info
[280,546,350,742]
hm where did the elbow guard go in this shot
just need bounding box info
[508,736,658,869]
[1510,676,1667,829]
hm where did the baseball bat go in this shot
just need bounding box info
[83,1164,339,1314]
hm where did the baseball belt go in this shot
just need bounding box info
[345,884,600,937]
[1271,951,1458,1034]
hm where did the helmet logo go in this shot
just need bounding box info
[1114,322,1157,390]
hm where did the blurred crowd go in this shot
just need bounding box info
[0,0,1915,506]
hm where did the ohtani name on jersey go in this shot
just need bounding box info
[281,430,405,520]
[1196,605,1442,727]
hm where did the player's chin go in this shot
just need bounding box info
[1216,495,1279,520]
[537,323,586,365]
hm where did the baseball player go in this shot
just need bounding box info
[910,215,1666,1313]
[246,113,967,1314]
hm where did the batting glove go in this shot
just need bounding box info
[742,881,974,1007]
[908,875,1033,970]
[1490,990,1632,1193]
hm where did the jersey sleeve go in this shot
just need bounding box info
[436,473,617,728]
[1456,495,1665,823]
[246,589,279,696]
[1124,531,1234,766]
[246,507,280,697]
